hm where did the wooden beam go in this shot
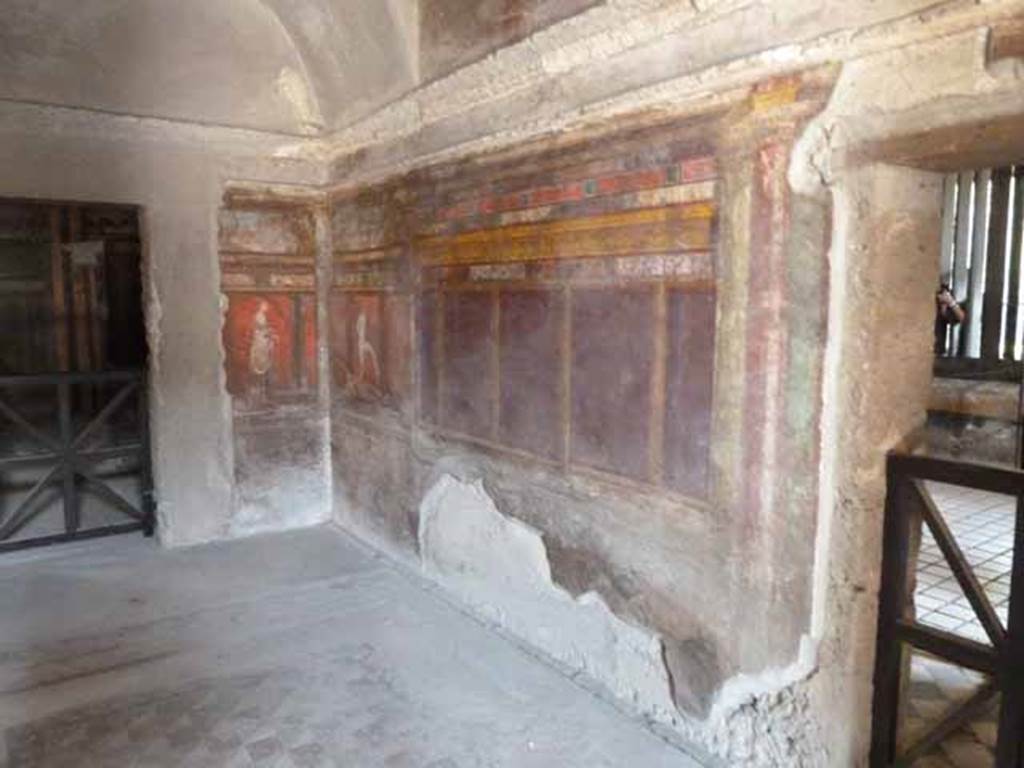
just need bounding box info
[888,452,1024,497]
[995,494,1024,767]
[896,619,999,675]
[58,379,78,533]
[70,381,138,450]
[49,207,70,371]
[913,479,1007,649]
[0,462,64,541]
[870,471,918,767]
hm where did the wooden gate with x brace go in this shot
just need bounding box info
[0,369,154,552]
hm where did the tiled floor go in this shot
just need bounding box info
[906,481,1018,767]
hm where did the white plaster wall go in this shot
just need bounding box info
[0,102,327,547]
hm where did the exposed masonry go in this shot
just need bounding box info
[416,474,829,767]
[419,475,678,719]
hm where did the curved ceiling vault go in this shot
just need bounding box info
[0,0,419,137]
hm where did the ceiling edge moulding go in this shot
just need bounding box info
[0,97,322,152]
[315,0,1024,186]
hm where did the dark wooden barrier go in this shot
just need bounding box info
[0,370,154,552]
[871,449,1024,766]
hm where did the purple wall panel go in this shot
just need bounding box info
[442,290,496,438]
[499,289,564,460]
[570,287,654,480]
[418,292,439,424]
[664,290,715,497]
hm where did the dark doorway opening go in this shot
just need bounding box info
[871,165,1024,767]
[0,199,154,551]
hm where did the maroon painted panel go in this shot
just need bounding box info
[419,292,439,424]
[442,290,496,439]
[664,290,715,497]
[570,287,654,480]
[383,294,411,405]
[499,289,564,460]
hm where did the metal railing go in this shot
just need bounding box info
[0,370,154,551]
[871,447,1024,766]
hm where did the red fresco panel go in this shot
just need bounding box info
[570,287,654,480]
[330,292,408,406]
[442,291,496,439]
[383,294,411,404]
[301,294,318,391]
[498,289,564,460]
[223,294,297,409]
[664,290,715,497]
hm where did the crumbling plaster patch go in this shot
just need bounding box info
[418,474,679,724]
[417,474,829,766]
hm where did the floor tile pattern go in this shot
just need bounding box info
[906,481,1017,768]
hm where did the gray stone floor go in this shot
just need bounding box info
[0,527,702,767]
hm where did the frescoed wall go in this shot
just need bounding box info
[414,157,718,495]
[218,194,328,535]
[328,70,835,722]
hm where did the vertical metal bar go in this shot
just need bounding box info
[951,171,975,355]
[49,207,70,371]
[982,169,1013,360]
[870,464,916,767]
[966,169,993,358]
[1007,168,1024,360]
[939,173,958,283]
[137,375,155,537]
[952,171,974,296]
[57,379,78,534]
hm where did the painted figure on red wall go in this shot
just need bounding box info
[346,311,382,399]
[223,293,317,411]
[330,292,410,409]
[248,300,277,408]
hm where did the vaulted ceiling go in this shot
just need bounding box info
[0,0,610,139]
[0,0,419,136]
